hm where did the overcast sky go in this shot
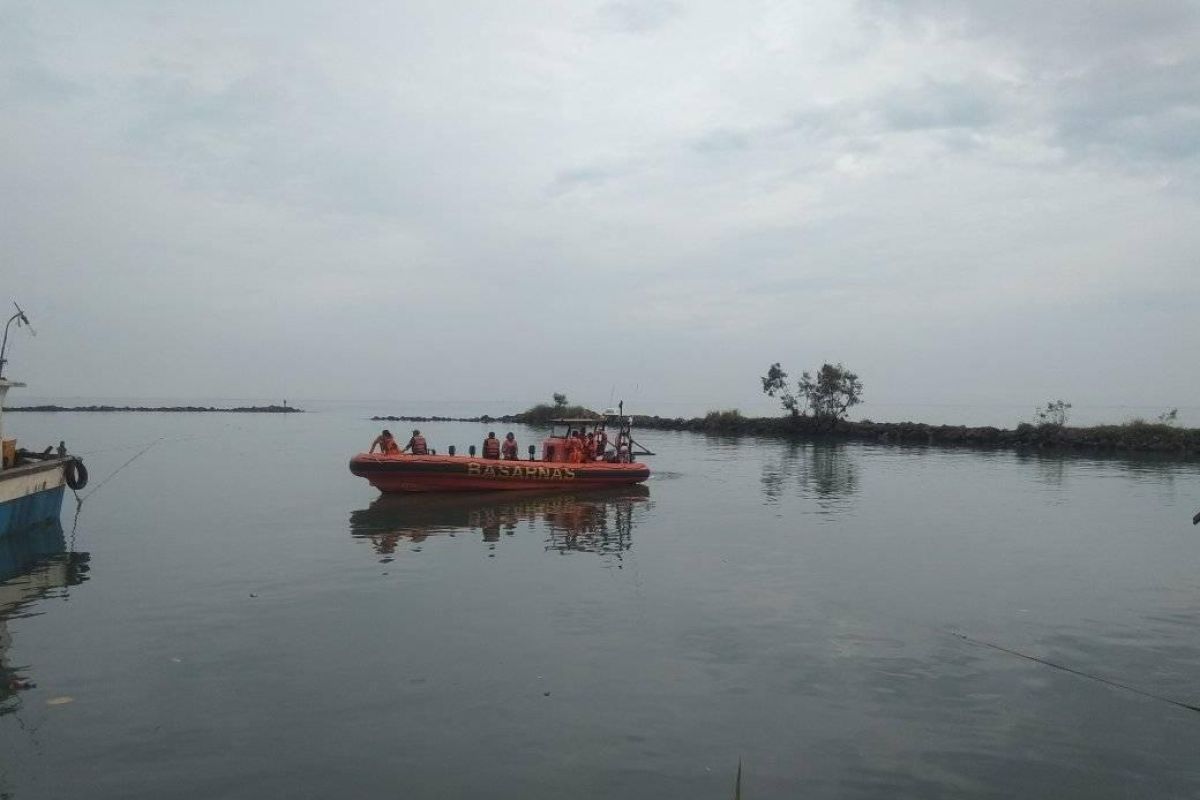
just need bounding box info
[3,0,1197,420]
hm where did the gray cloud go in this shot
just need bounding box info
[691,128,751,155]
[0,4,86,104]
[596,0,682,34]
[879,80,998,132]
[549,163,628,194]
[861,0,1200,169]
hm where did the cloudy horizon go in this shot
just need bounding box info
[3,0,1198,423]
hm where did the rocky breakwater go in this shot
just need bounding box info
[631,414,1200,456]
[9,404,303,413]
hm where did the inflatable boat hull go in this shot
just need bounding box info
[349,454,650,493]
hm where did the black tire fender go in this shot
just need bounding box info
[65,458,89,491]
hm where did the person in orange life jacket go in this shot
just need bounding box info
[570,431,587,463]
[584,432,596,461]
[403,429,428,455]
[482,431,501,459]
[370,429,401,455]
[501,432,519,460]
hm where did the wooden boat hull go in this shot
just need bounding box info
[0,458,68,539]
[349,453,650,493]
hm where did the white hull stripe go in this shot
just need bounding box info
[0,465,66,505]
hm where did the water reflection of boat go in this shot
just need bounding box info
[1,519,90,712]
[349,486,650,558]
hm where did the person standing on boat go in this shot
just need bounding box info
[595,429,608,460]
[403,429,429,455]
[584,432,597,461]
[502,432,519,460]
[482,431,501,459]
[566,432,584,463]
[370,429,401,455]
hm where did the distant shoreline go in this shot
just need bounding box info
[371,411,1200,456]
[8,404,303,413]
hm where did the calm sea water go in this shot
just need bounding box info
[2,408,1200,799]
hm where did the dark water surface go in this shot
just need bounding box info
[2,410,1200,798]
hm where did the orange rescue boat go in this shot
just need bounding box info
[350,412,652,494]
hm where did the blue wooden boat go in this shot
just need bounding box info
[0,306,87,537]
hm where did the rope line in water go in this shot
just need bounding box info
[817,598,1200,718]
[65,418,283,509]
[949,631,1200,715]
[73,438,161,507]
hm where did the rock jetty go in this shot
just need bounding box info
[9,404,303,413]
[631,414,1200,455]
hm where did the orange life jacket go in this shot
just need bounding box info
[383,438,400,455]
[410,435,428,455]
[566,438,584,463]
[482,437,501,459]
[502,439,518,459]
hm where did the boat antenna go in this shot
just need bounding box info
[0,302,34,380]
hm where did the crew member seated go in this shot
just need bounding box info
[502,432,519,460]
[482,431,501,459]
[584,432,596,461]
[370,429,401,455]
[403,429,429,455]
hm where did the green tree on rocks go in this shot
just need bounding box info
[1035,399,1071,428]
[762,362,864,429]
[761,363,800,417]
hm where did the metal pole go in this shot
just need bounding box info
[0,304,32,380]
[0,311,19,379]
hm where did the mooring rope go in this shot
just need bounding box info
[948,630,1200,714]
[64,419,260,508]
[814,595,1200,717]
[71,438,161,509]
